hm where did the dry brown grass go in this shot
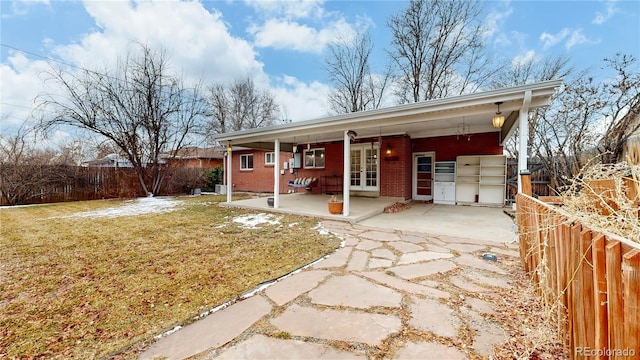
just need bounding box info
[560,159,640,242]
[0,195,340,359]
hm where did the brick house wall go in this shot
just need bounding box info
[380,135,412,199]
[231,132,502,198]
[412,132,503,160]
[231,149,295,193]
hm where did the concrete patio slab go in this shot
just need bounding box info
[214,334,366,359]
[265,270,332,306]
[308,275,402,308]
[270,304,402,345]
[394,341,466,359]
[140,295,272,360]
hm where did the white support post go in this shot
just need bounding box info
[226,149,232,203]
[274,139,280,208]
[343,130,350,216]
[518,90,532,193]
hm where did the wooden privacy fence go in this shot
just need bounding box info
[516,194,640,359]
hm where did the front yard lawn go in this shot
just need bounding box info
[0,195,341,358]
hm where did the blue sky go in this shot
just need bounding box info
[1,0,639,145]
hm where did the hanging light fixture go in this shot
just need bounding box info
[227,142,232,153]
[456,117,472,141]
[492,101,505,128]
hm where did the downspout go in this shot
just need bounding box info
[518,90,532,193]
[343,130,351,216]
[274,139,280,208]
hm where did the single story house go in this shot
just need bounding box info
[212,80,562,216]
[160,146,224,169]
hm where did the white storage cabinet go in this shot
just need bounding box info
[434,161,456,205]
[455,155,506,206]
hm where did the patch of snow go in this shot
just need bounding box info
[288,222,299,227]
[55,197,183,219]
[232,213,281,229]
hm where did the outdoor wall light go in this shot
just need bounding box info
[386,145,392,155]
[347,130,357,142]
[492,101,505,128]
[307,143,311,150]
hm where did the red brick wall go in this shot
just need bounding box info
[380,135,412,199]
[231,150,295,193]
[412,132,503,161]
[230,132,502,197]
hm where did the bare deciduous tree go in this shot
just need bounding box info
[388,0,493,103]
[598,54,640,163]
[325,32,391,113]
[36,43,208,196]
[496,54,574,159]
[206,78,280,135]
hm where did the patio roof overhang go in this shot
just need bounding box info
[211,79,562,150]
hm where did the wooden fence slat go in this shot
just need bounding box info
[580,230,596,350]
[591,234,609,359]
[622,249,640,355]
[571,224,584,354]
[606,241,625,360]
[517,194,640,359]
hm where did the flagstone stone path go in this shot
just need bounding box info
[140,221,521,360]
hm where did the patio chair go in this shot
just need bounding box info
[287,177,318,192]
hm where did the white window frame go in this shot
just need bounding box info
[240,154,254,170]
[264,152,275,166]
[304,148,325,169]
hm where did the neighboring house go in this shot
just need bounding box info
[82,153,133,168]
[160,146,224,169]
[213,80,562,216]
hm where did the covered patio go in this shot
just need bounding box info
[220,193,402,223]
[213,80,562,217]
[220,193,515,243]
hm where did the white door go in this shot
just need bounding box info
[350,144,379,192]
[413,152,434,201]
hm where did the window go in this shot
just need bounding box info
[304,148,325,168]
[265,152,275,165]
[240,154,253,170]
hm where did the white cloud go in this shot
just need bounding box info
[511,50,537,67]
[0,52,50,130]
[2,0,50,17]
[484,5,513,39]
[249,17,357,53]
[272,75,330,121]
[593,0,619,24]
[540,27,597,50]
[244,0,326,20]
[540,28,571,49]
